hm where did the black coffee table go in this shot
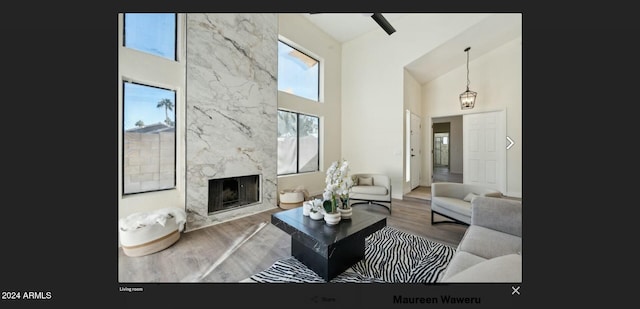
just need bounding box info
[271,207,387,281]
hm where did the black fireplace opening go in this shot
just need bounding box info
[208,175,260,213]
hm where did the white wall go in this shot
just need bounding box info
[342,14,492,199]
[422,37,522,197]
[277,14,342,198]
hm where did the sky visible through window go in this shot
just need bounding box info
[124,82,175,130]
[278,41,319,101]
[123,13,176,130]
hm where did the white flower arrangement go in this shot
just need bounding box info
[323,159,355,211]
[309,199,324,214]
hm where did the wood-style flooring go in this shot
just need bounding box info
[118,194,467,283]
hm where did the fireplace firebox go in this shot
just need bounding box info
[208,175,260,213]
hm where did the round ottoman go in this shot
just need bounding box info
[119,207,186,257]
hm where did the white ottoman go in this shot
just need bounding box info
[119,207,186,257]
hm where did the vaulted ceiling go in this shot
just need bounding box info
[301,13,522,84]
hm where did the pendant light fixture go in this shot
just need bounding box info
[460,47,477,110]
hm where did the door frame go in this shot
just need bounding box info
[409,112,421,190]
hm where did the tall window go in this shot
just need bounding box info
[121,13,178,195]
[277,40,320,102]
[277,110,319,175]
[123,82,176,194]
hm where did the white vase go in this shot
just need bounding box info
[338,207,352,219]
[324,212,341,225]
[302,201,311,216]
[310,211,324,220]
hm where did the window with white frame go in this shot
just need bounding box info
[120,13,179,195]
[277,110,319,175]
[277,40,320,102]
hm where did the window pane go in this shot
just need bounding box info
[123,82,176,194]
[124,13,176,60]
[277,41,319,101]
[298,114,319,173]
[277,110,298,175]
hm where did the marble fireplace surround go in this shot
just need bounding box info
[184,13,278,232]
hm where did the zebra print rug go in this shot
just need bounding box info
[248,226,456,283]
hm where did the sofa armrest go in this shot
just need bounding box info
[431,182,464,199]
[471,197,522,237]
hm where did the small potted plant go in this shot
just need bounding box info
[324,159,354,220]
[309,199,325,220]
[322,159,355,224]
[322,196,341,225]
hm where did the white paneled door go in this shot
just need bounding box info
[463,110,506,193]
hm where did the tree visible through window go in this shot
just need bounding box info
[123,82,176,194]
[277,110,319,175]
[121,12,178,195]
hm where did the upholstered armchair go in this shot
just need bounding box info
[349,174,392,213]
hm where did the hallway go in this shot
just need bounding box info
[432,166,462,183]
[404,166,462,201]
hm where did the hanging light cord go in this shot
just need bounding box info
[465,47,471,91]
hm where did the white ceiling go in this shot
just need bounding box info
[301,13,522,84]
[302,13,410,43]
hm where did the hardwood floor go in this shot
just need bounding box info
[433,165,463,183]
[118,196,467,283]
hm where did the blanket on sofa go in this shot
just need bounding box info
[119,207,187,232]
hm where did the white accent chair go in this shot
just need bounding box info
[431,182,502,225]
[349,174,392,214]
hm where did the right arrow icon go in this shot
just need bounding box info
[506,136,514,150]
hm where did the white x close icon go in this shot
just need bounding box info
[511,286,520,295]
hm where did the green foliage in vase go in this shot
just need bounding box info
[323,199,336,214]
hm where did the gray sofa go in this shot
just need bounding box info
[439,196,522,283]
[431,182,503,225]
[349,173,392,213]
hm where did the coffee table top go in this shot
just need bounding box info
[271,207,387,256]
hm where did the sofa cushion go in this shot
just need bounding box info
[431,196,472,217]
[351,185,387,195]
[458,226,522,260]
[358,176,373,186]
[441,254,522,283]
[463,192,479,202]
[439,251,486,282]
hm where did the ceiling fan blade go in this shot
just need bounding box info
[371,13,396,35]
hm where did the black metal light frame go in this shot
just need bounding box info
[460,47,477,110]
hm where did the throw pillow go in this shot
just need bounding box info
[463,192,478,202]
[358,177,373,186]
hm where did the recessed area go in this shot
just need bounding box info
[208,175,260,213]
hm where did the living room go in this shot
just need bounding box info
[118,13,522,284]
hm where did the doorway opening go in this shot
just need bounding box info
[432,120,463,183]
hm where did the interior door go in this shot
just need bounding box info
[410,113,421,190]
[463,110,506,193]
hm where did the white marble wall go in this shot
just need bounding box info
[185,13,278,231]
